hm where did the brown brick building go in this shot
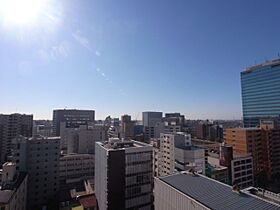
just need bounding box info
[224,121,280,184]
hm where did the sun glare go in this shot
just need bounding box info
[0,0,47,25]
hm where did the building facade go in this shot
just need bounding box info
[0,114,33,165]
[59,153,94,198]
[121,115,135,140]
[143,112,163,140]
[52,109,95,136]
[60,123,106,154]
[231,155,254,189]
[95,139,153,210]
[11,135,60,209]
[157,133,205,176]
[0,162,28,210]
[224,128,264,178]
[241,58,280,127]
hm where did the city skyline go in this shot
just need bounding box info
[1,0,280,120]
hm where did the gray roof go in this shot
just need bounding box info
[160,173,280,210]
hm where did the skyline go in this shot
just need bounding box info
[1,0,280,120]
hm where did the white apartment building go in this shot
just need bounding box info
[231,154,254,189]
[157,132,205,176]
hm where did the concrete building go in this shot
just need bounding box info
[11,135,60,209]
[224,123,280,185]
[107,125,120,139]
[224,128,264,178]
[95,138,153,210]
[143,112,163,140]
[121,115,134,140]
[59,153,94,201]
[231,154,254,189]
[33,120,52,137]
[196,121,223,142]
[60,123,106,154]
[163,113,185,133]
[52,109,95,136]
[157,133,205,176]
[0,162,28,210]
[154,173,280,210]
[0,113,33,165]
[260,120,280,181]
[241,58,280,128]
[207,155,229,184]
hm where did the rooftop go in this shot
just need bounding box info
[159,173,280,210]
[243,58,280,72]
[98,138,151,150]
[0,172,27,204]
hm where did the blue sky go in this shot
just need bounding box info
[0,0,280,120]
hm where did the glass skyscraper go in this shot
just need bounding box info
[241,58,280,127]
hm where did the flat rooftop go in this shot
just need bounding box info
[159,173,280,210]
[243,58,280,72]
[98,139,151,150]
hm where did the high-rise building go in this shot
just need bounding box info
[11,135,60,209]
[121,115,134,140]
[143,112,163,140]
[241,58,280,127]
[95,138,153,210]
[157,132,205,176]
[0,113,33,165]
[60,123,106,154]
[59,153,94,200]
[259,120,280,181]
[52,109,95,136]
[33,120,52,137]
[224,128,264,178]
[224,121,280,186]
[163,113,185,133]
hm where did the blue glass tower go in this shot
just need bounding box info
[241,58,280,127]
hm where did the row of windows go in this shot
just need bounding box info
[243,104,280,110]
[241,76,280,86]
[241,77,280,88]
[241,68,280,82]
[243,99,280,107]
[243,105,280,113]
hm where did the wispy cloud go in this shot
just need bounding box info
[95,67,127,96]
[51,41,70,58]
[72,31,92,51]
[38,41,70,62]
